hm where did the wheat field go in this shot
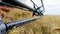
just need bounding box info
[0,8,60,34]
[7,15,60,34]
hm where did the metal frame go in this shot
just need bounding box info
[1,0,45,16]
[0,0,45,34]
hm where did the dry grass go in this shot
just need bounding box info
[0,8,60,34]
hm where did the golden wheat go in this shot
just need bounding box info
[7,15,60,34]
[0,8,60,34]
[0,8,33,23]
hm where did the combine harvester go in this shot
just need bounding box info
[0,0,45,34]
